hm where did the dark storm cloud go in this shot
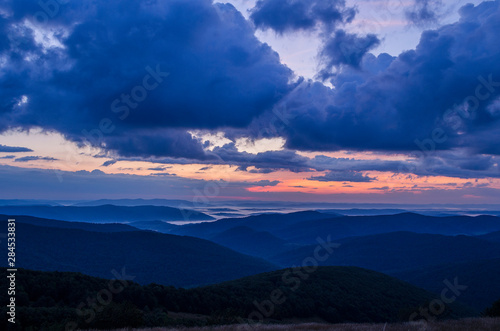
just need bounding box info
[308,150,500,179]
[244,180,281,187]
[103,130,211,160]
[0,0,292,158]
[414,152,500,179]
[309,155,407,173]
[308,170,375,182]
[263,1,500,156]
[0,144,33,152]
[14,156,58,162]
[116,145,500,180]
[249,0,377,77]
[209,144,312,172]
[318,30,380,78]
[148,166,171,171]
[406,0,443,26]
[1,0,499,184]
[250,0,355,33]
[100,160,117,167]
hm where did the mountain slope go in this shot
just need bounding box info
[171,212,500,246]
[171,211,337,239]
[128,220,179,233]
[0,266,476,330]
[393,258,500,310]
[72,198,193,207]
[275,213,500,244]
[0,204,213,222]
[478,230,500,243]
[209,226,298,258]
[0,222,276,287]
[270,232,500,273]
[269,231,500,310]
[0,214,138,232]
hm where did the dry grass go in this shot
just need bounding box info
[81,317,500,331]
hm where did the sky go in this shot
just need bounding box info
[0,0,500,204]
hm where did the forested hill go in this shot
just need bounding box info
[0,267,476,330]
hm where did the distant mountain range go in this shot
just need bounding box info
[165,211,500,310]
[170,211,336,239]
[170,211,500,244]
[0,214,138,232]
[0,220,275,287]
[71,198,195,207]
[269,231,500,272]
[3,210,500,312]
[477,230,500,243]
[0,204,213,222]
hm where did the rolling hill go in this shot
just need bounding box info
[171,212,500,246]
[209,226,299,258]
[393,257,500,310]
[0,266,476,330]
[477,230,500,243]
[0,221,276,287]
[170,211,338,239]
[268,231,500,310]
[273,213,500,244]
[128,220,179,233]
[269,232,500,273]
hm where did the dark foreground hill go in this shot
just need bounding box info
[478,230,500,243]
[77,318,500,331]
[393,257,500,310]
[268,231,500,310]
[0,222,276,287]
[0,267,476,330]
[0,204,213,222]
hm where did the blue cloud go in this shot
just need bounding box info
[308,171,375,182]
[406,0,443,26]
[0,144,33,153]
[14,156,58,162]
[250,0,369,75]
[318,29,380,78]
[266,1,500,155]
[250,0,355,33]
[100,160,117,167]
[0,0,292,158]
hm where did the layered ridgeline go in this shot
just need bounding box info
[0,216,276,287]
[0,267,476,330]
[170,212,500,244]
[165,212,500,311]
[0,204,213,222]
[267,231,500,310]
[3,211,500,313]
